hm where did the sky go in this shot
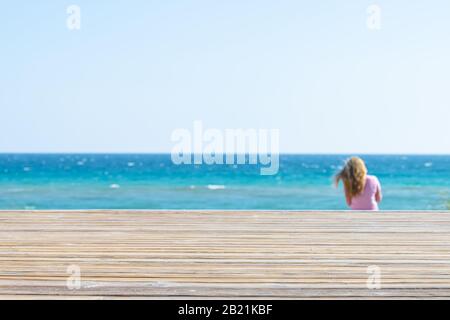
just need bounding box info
[1,0,449,154]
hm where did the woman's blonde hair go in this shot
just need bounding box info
[334,157,368,199]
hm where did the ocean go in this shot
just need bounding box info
[0,154,449,210]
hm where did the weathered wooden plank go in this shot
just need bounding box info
[0,211,450,299]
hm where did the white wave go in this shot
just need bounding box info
[207,184,226,190]
[109,184,121,189]
[127,162,135,167]
[302,163,319,169]
[424,162,433,167]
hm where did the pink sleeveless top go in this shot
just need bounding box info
[350,175,381,211]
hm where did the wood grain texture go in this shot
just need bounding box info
[1,210,450,299]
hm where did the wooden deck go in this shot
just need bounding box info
[1,210,450,299]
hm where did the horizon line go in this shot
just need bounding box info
[0,152,449,156]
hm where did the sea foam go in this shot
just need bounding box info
[207,185,226,190]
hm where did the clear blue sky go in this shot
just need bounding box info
[1,0,449,154]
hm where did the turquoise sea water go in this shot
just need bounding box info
[0,154,449,210]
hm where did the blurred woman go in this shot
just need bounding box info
[334,157,382,211]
